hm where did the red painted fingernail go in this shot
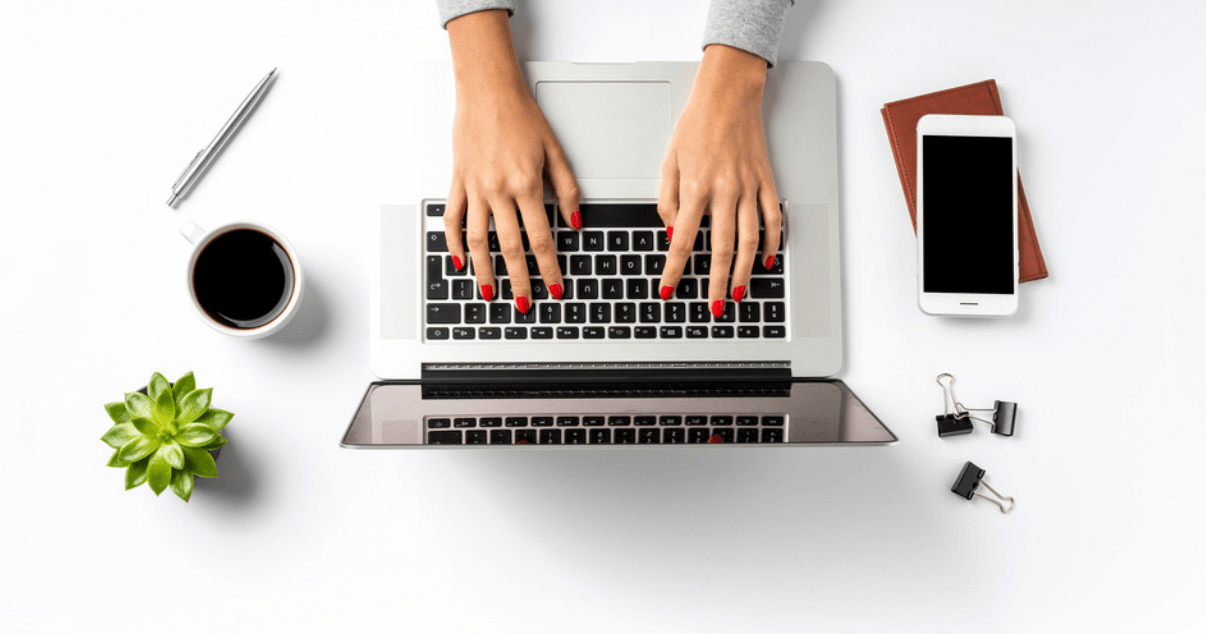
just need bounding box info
[711,300,725,318]
[732,285,746,303]
[549,283,563,300]
[765,255,776,270]
[571,210,582,230]
[516,296,530,314]
[452,255,463,271]
[667,226,674,241]
[481,285,494,302]
[708,434,724,444]
[659,285,675,301]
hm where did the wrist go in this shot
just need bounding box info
[696,45,768,104]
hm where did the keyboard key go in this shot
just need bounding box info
[656,230,671,251]
[638,428,661,444]
[750,278,785,298]
[501,279,513,300]
[427,430,461,445]
[525,254,539,276]
[487,231,500,251]
[566,304,586,323]
[493,255,508,276]
[597,255,617,276]
[693,232,704,251]
[632,231,655,251]
[479,327,501,339]
[426,232,448,252]
[714,302,736,323]
[686,326,708,338]
[711,416,733,426]
[570,255,592,276]
[490,304,511,323]
[764,326,786,338]
[738,326,759,338]
[490,429,512,444]
[428,418,451,428]
[576,203,663,227]
[479,417,503,428]
[739,302,761,323]
[736,416,759,426]
[759,252,785,274]
[556,416,580,427]
[577,279,599,299]
[608,416,631,426]
[634,416,657,426]
[689,302,710,322]
[427,304,461,324]
[583,231,605,251]
[664,428,685,444]
[712,429,734,443]
[454,418,476,428]
[627,278,649,299]
[659,416,683,426]
[426,256,448,300]
[602,279,623,299]
[761,416,785,426]
[589,429,611,444]
[453,327,475,340]
[590,303,611,323]
[540,304,561,323]
[737,428,759,443]
[539,429,562,444]
[427,327,449,340]
[504,327,527,339]
[556,326,580,339]
[531,279,547,300]
[466,430,488,445]
[557,231,579,252]
[607,231,629,251]
[645,254,666,276]
[516,430,537,444]
[465,303,486,323]
[445,255,466,277]
[761,428,784,443]
[712,326,734,338]
[685,416,708,426]
[565,429,587,444]
[582,416,606,427]
[615,303,636,323]
[505,417,528,427]
[608,326,631,339]
[452,279,474,299]
[584,326,605,339]
[676,278,698,299]
[660,326,683,338]
[639,302,660,322]
[765,302,785,323]
[532,326,553,339]
[694,255,711,275]
[665,303,685,323]
[426,203,445,217]
[687,428,711,443]
[516,307,535,324]
[620,254,642,275]
[531,417,554,427]
[614,429,636,444]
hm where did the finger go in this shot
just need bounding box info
[657,190,706,301]
[545,140,582,230]
[517,192,565,301]
[490,197,532,314]
[465,195,496,302]
[707,195,739,318]
[729,193,760,303]
[758,179,783,273]
[657,153,680,242]
[443,182,468,272]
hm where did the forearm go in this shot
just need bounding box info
[447,9,527,100]
[701,0,794,68]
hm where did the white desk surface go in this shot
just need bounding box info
[3,1,1204,632]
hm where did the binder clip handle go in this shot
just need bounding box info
[951,461,1016,514]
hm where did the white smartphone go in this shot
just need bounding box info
[916,114,1019,316]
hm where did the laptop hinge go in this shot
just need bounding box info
[421,361,791,386]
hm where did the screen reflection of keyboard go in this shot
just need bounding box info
[423,202,787,342]
[426,414,786,445]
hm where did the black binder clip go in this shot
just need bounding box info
[951,461,1015,514]
[935,373,1018,437]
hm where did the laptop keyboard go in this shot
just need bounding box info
[423,202,788,342]
[426,414,787,445]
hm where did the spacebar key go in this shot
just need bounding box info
[576,203,662,227]
[426,303,462,324]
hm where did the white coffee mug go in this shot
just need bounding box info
[181,219,304,339]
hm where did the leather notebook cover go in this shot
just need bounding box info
[882,80,1048,282]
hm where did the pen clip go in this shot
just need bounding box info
[173,149,205,190]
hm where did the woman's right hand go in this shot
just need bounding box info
[442,9,580,315]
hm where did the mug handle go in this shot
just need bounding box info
[180,219,206,245]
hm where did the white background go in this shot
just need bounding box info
[3,1,1204,632]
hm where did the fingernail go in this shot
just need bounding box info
[711,300,725,318]
[765,255,776,270]
[667,226,674,241]
[659,285,675,301]
[571,210,582,230]
[481,284,494,302]
[708,433,724,444]
[516,296,530,314]
[452,255,463,271]
[732,285,746,303]
[549,283,563,300]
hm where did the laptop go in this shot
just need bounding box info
[342,61,896,448]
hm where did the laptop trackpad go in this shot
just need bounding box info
[535,81,672,180]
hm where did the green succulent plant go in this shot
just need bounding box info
[101,371,232,502]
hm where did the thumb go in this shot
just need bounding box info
[545,140,582,230]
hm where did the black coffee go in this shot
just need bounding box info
[192,229,294,329]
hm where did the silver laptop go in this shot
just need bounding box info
[342,61,895,448]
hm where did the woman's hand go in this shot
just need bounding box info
[656,45,782,317]
[442,10,580,314]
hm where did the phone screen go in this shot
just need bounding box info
[922,135,1014,294]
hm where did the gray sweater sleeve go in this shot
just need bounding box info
[702,0,794,67]
[436,0,517,28]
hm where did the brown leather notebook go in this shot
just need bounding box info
[882,80,1048,282]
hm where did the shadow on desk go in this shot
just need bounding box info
[195,427,262,511]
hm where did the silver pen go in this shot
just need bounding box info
[167,68,277,207]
